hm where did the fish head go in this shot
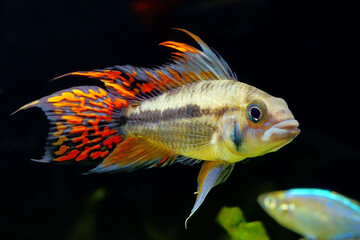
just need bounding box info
[228,94,300,158]
[258,191,298,229]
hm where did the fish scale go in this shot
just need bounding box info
[135,80,251,113]
[126,119,214,153]
[122,80,240,156]
[123,80,238,157]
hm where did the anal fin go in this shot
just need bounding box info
[89,137,175,173]
[185,161,234,228]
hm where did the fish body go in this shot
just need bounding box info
[258,188,360,240]
[16,29,300,226]
[124,79,297,163]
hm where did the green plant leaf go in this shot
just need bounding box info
[217,206,270,240]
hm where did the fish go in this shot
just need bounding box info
[15,29,300,227]
[258,188,360,240]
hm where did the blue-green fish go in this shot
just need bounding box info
[258,188,360,240]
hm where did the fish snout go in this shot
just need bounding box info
[258,193,279,211]
[257,194,267,208]
[272,106,295,123]
[262,119,300,142]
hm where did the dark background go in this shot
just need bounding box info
[0,0,358,239]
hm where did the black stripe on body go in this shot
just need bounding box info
[127,104,230,122]
[232,121,242,151]
[124,104,222,152]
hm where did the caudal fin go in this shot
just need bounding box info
[16,86,127,163]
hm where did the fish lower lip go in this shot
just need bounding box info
[262,119,300,141]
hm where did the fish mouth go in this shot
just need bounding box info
[262,119,300,142]
[257,194,266,208]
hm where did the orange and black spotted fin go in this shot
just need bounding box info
[185,161,235,228]
[16,86,126,163]
[55,29,236,101]
[89,137,177,173]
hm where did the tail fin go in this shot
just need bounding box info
[16,86,126,163]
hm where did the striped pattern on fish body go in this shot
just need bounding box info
[15,29,300,227]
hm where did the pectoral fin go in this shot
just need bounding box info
[185,161,234,228]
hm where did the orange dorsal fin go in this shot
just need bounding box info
[55,29,237,101]
[88,137,176,173]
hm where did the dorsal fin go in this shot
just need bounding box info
[160,28,237,82]
[55,29,237,101]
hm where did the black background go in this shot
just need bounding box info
[0,0,358,239]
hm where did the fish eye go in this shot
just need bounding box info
[264,196,277,209]
[249,106,262,121]
[247,100,266,123]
